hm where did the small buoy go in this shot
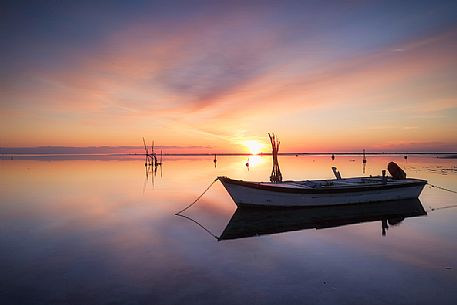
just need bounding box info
[404,155,408,160]
[331,154,335,160]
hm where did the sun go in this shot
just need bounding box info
[243,140,265,155]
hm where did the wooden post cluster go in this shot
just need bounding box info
[143,137,162,167]
[269,133,282,183]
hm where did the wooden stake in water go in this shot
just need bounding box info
[269,133,282,183]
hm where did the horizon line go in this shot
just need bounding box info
[2,151,456,156]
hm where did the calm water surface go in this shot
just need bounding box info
[1,155,456,305]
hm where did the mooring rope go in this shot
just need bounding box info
[429,204,457,212]
[427,183,457,195]
[175,177,219,215]
[426,182,457,212]
[175,213,219,240]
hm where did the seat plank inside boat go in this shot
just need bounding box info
[256,177,411,190]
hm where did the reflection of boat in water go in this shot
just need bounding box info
[219,175,427,208]
[218,199,427,240]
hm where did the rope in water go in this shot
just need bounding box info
[429,204,457,212]
[175,213,219,240]
[427,183,457,195]
[175,177,219,215]
[426,183,457,212]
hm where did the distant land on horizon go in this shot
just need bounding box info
[1,146,456,156]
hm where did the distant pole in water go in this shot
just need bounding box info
[246,158,249,170]
[362,149,367,174]
[214,154,217,168]
[404,155,408,160]
[331,153,335,160]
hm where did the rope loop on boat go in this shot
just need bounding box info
[427,183,457,195]
[175,177,219,215]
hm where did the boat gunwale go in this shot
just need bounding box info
[218,176,427,195]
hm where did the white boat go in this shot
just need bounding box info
[219,176,427,208]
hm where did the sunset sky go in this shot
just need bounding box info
[1,1,457,153]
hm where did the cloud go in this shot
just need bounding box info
[1,3,457,151]
[0,145,213,155]
[372,141,457,152]
[5,9,457,118]
[30,12,281,113]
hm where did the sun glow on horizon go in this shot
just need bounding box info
[243,140,266,155]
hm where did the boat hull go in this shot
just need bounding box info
[219,176,427,208]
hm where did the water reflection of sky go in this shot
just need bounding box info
[0,156,456,304]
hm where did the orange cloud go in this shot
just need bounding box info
[1,14,456,151]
